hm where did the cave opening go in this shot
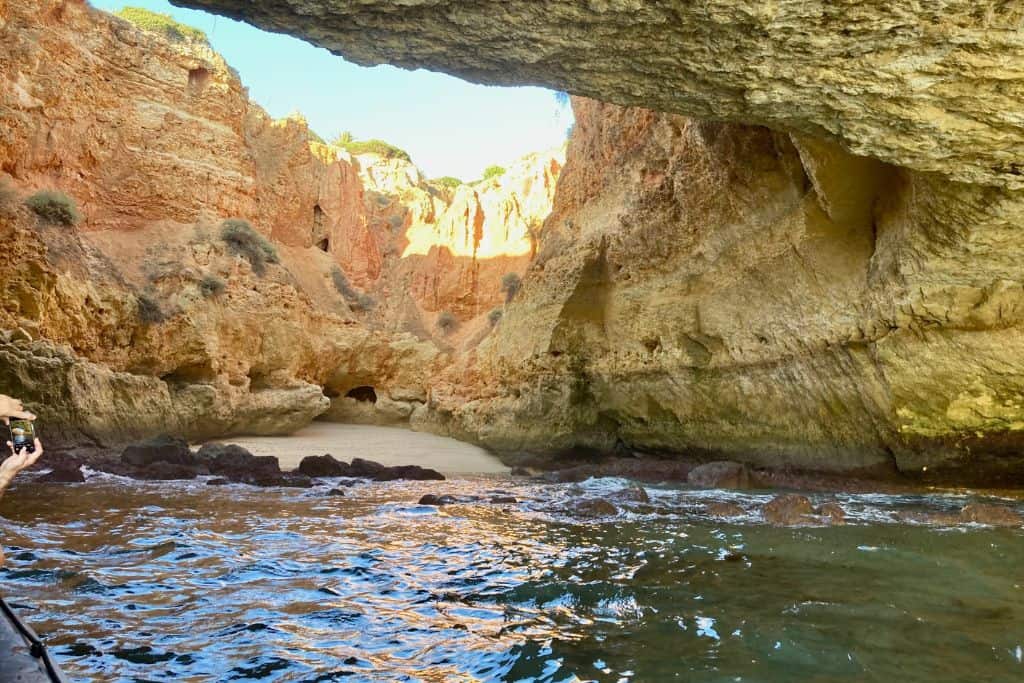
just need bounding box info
[187,67,211,93]
[346,385,378,403]
[317,237,329,252]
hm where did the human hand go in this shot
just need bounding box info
[1,438,44,485]
[0,394,35,425]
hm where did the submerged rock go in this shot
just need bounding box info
[687,461,752,490]
[566,498,619,519]
[706,502,745,518]
[419,494,457,506]
[960,504,1023,527]
[763,494,815,526]
[816,501,846,525]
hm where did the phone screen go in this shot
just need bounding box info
[9,419,35,454]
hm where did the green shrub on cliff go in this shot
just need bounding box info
[220,219,278,276]
[331,134,411,162]
[482,165,507,181]
[432,176,463,190]
[199,274,226,298]
[436,311,457,334]
[116,7,209,45]
[25,190,81,226]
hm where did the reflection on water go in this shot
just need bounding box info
[1,475,1023,682]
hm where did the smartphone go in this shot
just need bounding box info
[8,418,36,454]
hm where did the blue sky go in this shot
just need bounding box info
[89,1,573,180]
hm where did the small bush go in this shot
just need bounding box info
[332,136,411,162]
[488,308,503,326]
[330,266,375,311]
[220,219,278,276]
[436,311,457,334]
[482,165,507,181]
[136,293,166,324]
[433,176,463,190]
[116,7,209,44]
[199,274,226,298]
[501,272,522,303]
[25,190,81,226]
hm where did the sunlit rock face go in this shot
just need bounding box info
[420,98,1024,481]
[353,149,563,342]
[0,0,440,445]
[176,0,1024,189]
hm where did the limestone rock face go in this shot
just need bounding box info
[425,97,1024,480]
[0,0,441,446]
[177,0,1024,189]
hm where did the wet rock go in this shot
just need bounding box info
[687,461,752,489]
[419,494,457,506]
[36,452,86,483]
[196,443,281,483]
[510,466,531,477]
[960,504,1023,527]
[816,501,846,525]
[298,454,348,478]
[130,461,199,481]
[121,435,194,468]
[706,502,745,518]
[489,495,517,504]
[895,510,963,526]
[206,478,231,486]
[763,494,815,526]
[325,488,346,497]
[347,457,445,482]
[610,485,650,504]
[255,473,313,488]
[567,498,618,518]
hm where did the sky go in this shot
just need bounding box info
[89,1,573,180]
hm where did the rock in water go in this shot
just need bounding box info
[706,502,745,518]
[566,498,619,519]
[960,504,1023,528]
[298,454,349,478]
[687,462,752,489]
[763,494,815,526]
[121,435,194,467]
[419,494,457,506]
[816,501,846,525]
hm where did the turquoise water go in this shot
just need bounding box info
[1,475,1022,682]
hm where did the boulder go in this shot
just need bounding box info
[489,495,517,504]
[298,454,349,478]
[37,455,85,483]
[816,501,846,525]
[960,504,1023,527]
[610,485,650,504]
[763,494,815,526]
[325,488,346,496]
[567,498,618,519]
[121,435,194,467]
[706,502,745,518]
[130,461,199,481]
[419,494,457,506]
[687,461,752,489]
[348,457,445,482]
[195,443,281,482]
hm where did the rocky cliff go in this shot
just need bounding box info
[183,0,1024,481]
[0,0,441,445]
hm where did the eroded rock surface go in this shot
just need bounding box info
[177,0,1024,188]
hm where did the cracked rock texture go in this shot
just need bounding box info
[422,98,1024,482]
[176,0,1024,189]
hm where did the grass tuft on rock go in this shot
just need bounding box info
[488,308,503,326]
[136,293,166,324]
[482,165,507,181]
[24,190,81,226]
[501,272,522,303]
[436,311,457,334]
[199,274,226,298]
[330,266,375,311]
[116,7,209,44]
[220,219,278,276]
[432,176,463,190]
